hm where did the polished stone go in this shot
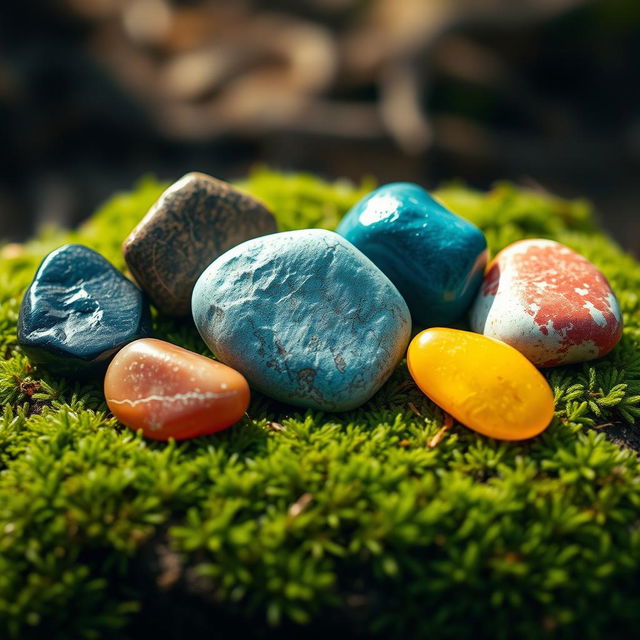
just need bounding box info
[18,244,152,375]
[123,172,277,316]
[407,328,554,440]
[471,239,623,366]
[104,338,250,440]
[192,229,412,412]
[336,182,487,326]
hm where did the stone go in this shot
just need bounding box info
[336,182,487,326]
[470,239,623,367]
[407,328,554,440]
[18,244,152,376]
[123,172,277,316]
[192,229,412,412]
[104,338,250,441]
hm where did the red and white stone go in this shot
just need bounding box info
[470,239,623,367]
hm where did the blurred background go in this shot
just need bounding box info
[0,0,638,252]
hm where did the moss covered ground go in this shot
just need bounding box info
[1,170,640,639]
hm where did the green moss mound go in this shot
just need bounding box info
[2,170,640,639]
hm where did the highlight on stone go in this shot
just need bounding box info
[471,239,623,366]
[104,338,250,441]
[407,328,555,441]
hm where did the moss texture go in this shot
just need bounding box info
[1,170,640,639]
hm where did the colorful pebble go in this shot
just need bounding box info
[336,182,487,326]
[471,239,623,367]
[123,172,277,317]
[18,244,151,375]
[192,229,412,412]
[104,338,250,440]
[407,328,555,440]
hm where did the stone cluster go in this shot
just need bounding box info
[17,173,623,442]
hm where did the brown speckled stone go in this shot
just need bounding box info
[123,172,277,316]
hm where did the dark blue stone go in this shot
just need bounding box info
[337,183,488,327]
[18,244,152,375]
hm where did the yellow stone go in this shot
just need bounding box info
[407,328,555,440]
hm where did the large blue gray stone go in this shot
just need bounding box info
[192,229,411,412]
[18,244,152,376]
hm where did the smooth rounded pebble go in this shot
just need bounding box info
[123,172,277,316]
[471,239,623,367]
[18,244,152,376]
[104,338,250,440]
[192,229,412,412]
[336,182,487,326]
[407,328,555,440]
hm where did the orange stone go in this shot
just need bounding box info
[104,338,250,440]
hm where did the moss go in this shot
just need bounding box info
[1,169,640,639]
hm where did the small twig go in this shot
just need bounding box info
[407,402,423,418]
[287,493,313,519]
[266,421,286,433]
[155,543,182,590]
[427,412,453,448]
[20,380,40,397]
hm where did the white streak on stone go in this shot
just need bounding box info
[583,301,607,327]
[108,389,236,408]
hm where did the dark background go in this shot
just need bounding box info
[0,0,638,253]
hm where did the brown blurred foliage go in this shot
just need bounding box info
[0,0,639,250]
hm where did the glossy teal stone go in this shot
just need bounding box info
[336,183,488,326]
[18,244,152,376]
[192,229,411,412]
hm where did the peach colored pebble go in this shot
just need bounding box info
[104,338,250,440]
